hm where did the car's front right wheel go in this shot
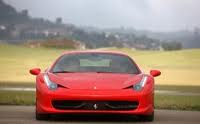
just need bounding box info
[35,110,50,120]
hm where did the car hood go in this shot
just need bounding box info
[48,72,143,90]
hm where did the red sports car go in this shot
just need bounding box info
[30,51,161,121]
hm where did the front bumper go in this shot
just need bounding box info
[36,87,154,115]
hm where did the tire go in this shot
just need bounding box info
[139,111,154,122]
[35,111,50,120]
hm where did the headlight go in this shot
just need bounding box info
[44,74,58,90]
[133,76,148,91]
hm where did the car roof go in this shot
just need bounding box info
[62,50,129,57]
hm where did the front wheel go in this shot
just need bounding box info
[35,110,50,120]
[139,111,154,122]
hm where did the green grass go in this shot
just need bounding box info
[0,43,65,82]
[1,90,200,111]
[0,91,35,105]
[155,85,200,93]
[155,94,200,111]
[1,43,200,111]
[103,47,200,86]
[1,44,200,85]
[0,82,35,88]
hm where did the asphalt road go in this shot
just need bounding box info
[0,106,200,124]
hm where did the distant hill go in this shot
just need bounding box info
[2,0,199,49]
[0,0,161,50]
[140,29,200,49]
[0,0,78,42]
[0,0,30,24]
[23,39,85,49]
[101,27,200,49]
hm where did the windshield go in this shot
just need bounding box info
[52,53,140,74]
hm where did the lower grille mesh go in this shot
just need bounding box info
[52,100,138,110]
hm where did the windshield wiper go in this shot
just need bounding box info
[52,71,75,73]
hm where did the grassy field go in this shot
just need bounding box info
[0,43,64,83]
[0,43,200,86]
[155,94,200,111]
[0,90,200,111]
[0,91,35,105]
[1,82,200,111]
[105,47,200,86]
[1,43,200,111]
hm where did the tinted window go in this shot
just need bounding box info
[52,53,139,74]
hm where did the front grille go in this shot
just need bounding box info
[52,100,138,110]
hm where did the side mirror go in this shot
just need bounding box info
[29,68,41,75]
[150,70,161,77]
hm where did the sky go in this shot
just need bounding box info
[4,0,200,32]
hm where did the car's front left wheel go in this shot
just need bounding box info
[139,111,154,122]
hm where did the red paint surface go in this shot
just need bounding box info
[31,51,160,116]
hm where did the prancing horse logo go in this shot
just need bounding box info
[93,104,98,109]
